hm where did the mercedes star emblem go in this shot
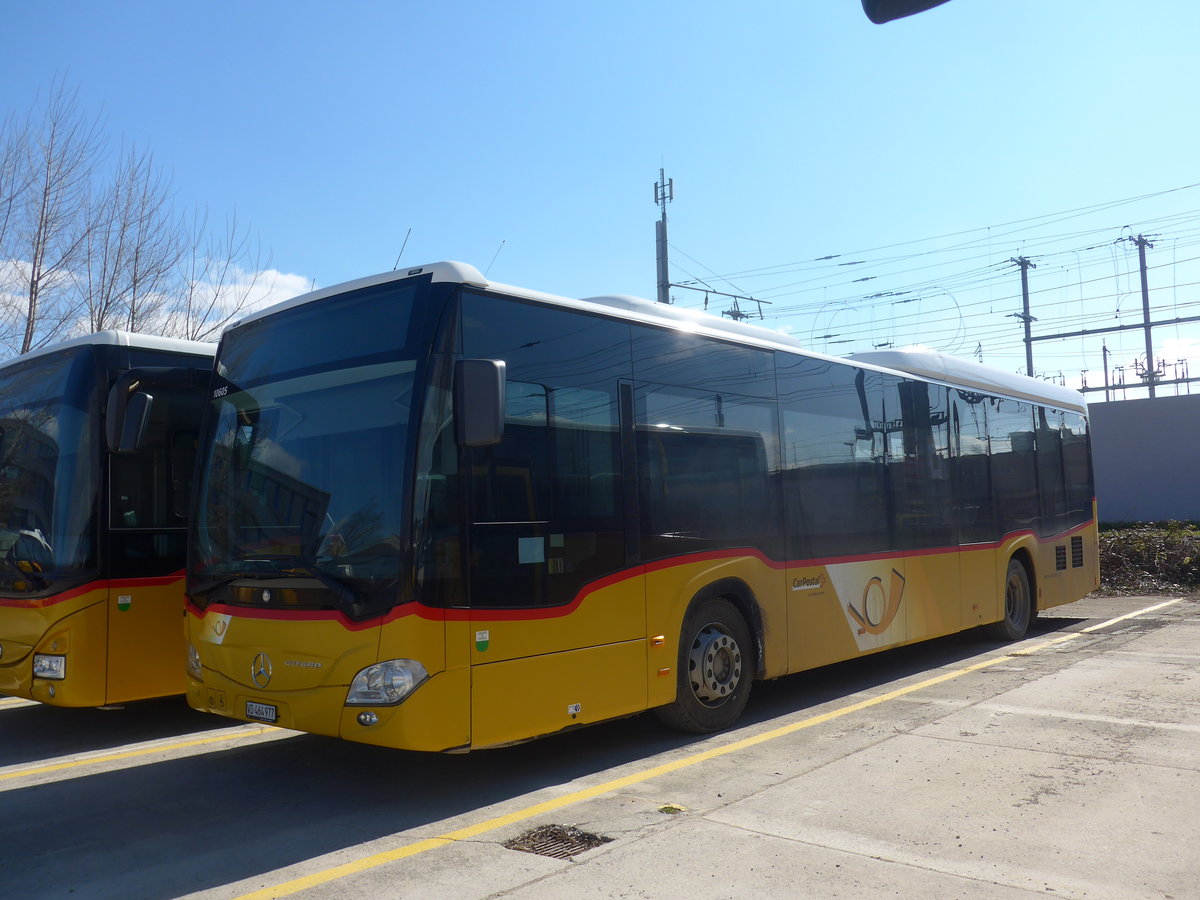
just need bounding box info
[251,652,273,688]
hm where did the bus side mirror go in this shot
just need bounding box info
[861,0,951,23]
[455,359,506,447]
[106,382,154,454]
[118,391,154,454]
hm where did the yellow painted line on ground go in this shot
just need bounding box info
[1080,597,1185,632]
[0,726,278,782]
[233,597,1188,900]
[0,697,35,709]
[234,658,1016,900]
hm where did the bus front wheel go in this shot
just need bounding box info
[986,557,1033,641]
[655,597,753,733]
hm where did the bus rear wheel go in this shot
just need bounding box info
[655,597,753,733]
[986,557,1032,641]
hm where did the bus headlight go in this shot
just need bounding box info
[186,644,203,682]
[345,659,428,706]
[33,653,66,680]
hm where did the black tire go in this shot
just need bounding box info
[655,596,753,733]
[985,557,1033,641]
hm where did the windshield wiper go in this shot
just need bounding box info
[188,568,292,597]
[190,558,386,617]
[282,563,366,608]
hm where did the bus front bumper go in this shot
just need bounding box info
[185,664,470,752]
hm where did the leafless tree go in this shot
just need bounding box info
[0,112,30,349]
[170,208,276,342]
[76,144,183,334]
[1,79,277,357]
[6,80,104,355]
[0,112,26,257]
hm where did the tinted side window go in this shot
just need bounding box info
[461,293,632,609]
[636,383,779,560]
[778,358,890,558]
[1036,408,1068,536]
[631,326,779,560]
[632,328,776,398]
[1062,412,1093,528]
[952,390,996,543]
[109,383,208,576]
[885,377,955,550]
[989,398,1038,535]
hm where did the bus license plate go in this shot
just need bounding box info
[245,701,278,723]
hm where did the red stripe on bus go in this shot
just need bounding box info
[0,572,185,609]
[183,519,1093,630]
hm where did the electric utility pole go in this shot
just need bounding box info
[654,169,673,304]
[1008,256,1037,376]
[1025,232,1200,397]
[1132,234,1160,397]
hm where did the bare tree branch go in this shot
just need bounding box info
[171,208,276,342]
[0,109,28,258]
[1,109,37,353]
[9,79,105,354]
[76,144,183,335]
[2,78,278,357]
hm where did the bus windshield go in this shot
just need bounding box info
[0,348,98,595]
[190,282,431,619]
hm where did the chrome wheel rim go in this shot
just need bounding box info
[687,623,743,706]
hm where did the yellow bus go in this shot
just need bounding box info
[184,262,1098,750]
[0,332,214,706]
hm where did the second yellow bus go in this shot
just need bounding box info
[183,263,1098,749]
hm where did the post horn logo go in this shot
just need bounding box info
[251,652,273,688]
[847,569,906,635]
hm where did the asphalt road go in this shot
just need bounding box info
[2,593,1196,900]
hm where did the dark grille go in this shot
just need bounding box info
[1071,535,1085,568]
[1056,545,1067,571]
[504,825,612,860]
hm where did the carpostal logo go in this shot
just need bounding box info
[847,568,906,636]
[791,574,827,592]
[826,562,907,650]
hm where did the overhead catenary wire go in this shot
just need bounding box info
[659,182,1200,388]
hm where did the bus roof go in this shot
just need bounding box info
[850,347,1087,414]
[235,261,1086,414]
[1,331,216,371]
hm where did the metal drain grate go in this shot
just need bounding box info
[503,824,612,860]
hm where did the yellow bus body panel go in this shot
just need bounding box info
[471,639,646,749]
[338,665,471,751]
[0,576,187,706]
[467,576,644,666]
[186,606,378,735]
[782,524,1097,676]
[960,545,999,626]
[187,605,471,751]
[105,577,187,702]
[184,519,1099,751]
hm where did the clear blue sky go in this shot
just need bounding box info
[4,0,1199,396]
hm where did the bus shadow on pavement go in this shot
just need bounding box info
[0,616,1100,899]
[0,695,233,768]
